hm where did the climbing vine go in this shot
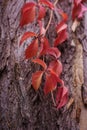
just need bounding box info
[19,0,87,109]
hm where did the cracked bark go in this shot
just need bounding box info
[81,10,87,106]
[0,0,87,130]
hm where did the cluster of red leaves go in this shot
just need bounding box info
[72,0,87,20]
[20,0,54,27]
[19,0,71,109]
[54,9,68,47]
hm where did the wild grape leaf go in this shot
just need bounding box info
[32,58,47,70]
[32,71,43,90]
[58,9,68,22]
[48,60,62,76]
[47,47,61,59]
[39,37,50,57]
[54,29,68,47]
[25,39,38,59]
[74,0,86,6]
[44,73,57,94]
[82,0,86,2]
[72,3,87,20]
[38,5,46,20]
[56,21,67,33]
[56,86,68,109]
[20,2,36,27]
[39,0,54,10]
[78,4,87,18]
[44,71,63,95]
[74,0,82,6]
[21,2,36,13]
[20,32,37,46]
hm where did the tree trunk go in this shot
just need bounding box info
[0,0,87,130]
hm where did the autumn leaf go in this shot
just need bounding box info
[74,0,82,6]
[44,73,57,94]
[32,58,47,70]
[38,5,46,20]
[48,60,62,76]
[39,0,54,10]
[74,0,86,6]
[39,37,50,57]
[20,32,37,46]
[56,86,68,109]
[25,39,38,59]
[56,21,67,33]
[58,9,68,22]
[78,4,87,18]
[54,29,68,47]
[20,2,36,27]
[44,71,63,94]
[72,3,87,20]
[47,47,61,59]
[32,71,43,90]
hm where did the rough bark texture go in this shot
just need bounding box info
[0,0,87,130]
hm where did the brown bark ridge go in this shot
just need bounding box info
[0,0,87,130]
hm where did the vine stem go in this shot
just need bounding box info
[45,0,59,106]
[45,0,59,33]
[51,91,56,107]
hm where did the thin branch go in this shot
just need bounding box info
[51,91,56,107]
[45,0,59,33]
[54,0,59,5]
[45,10,53,33]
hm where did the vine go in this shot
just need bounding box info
[19,0,87,109]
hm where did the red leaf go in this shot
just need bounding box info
[56,86,68,109]
[48,68,63,83]
[39,0,54,10]
[32,58,47,70]
[32,71,43,90]
[58,9,68,22]
[82,0,86,2]
[38,5,46,20]
[47,47,61,59]
[48,60,62,76]
[54,29,68,47]
[44,71,63,94]
[44,73,57,94]
[22,2,36,13]
[20,32,37,46]
[25,39,38,59]
[20,2,36,27]
[74,0,82,6]
[56,21,67,33]
[78,4,87,18]
[72,3,87,20]
[39,37,50,57]
[74,0,86,6]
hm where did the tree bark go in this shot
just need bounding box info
[0,0,87,130]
